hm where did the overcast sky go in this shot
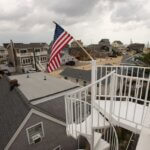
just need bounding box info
[0,0,150,45]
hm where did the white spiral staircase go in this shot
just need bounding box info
[65,63,150,150]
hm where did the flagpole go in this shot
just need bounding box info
[73,38,94,61]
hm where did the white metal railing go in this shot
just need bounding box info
[97,65,150,80]
[65,71,119,150]
[96,71,150,132]
[35,51,48,56]
[16,52,33,57]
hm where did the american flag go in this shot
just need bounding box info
[48,23,73,72]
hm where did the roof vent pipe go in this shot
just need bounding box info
[44,76,46,80]
[27,74,29,78]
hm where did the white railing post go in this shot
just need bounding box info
[91,60,96,150]
[109,72,116,120]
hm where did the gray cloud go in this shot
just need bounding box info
[52,0,100,17]
[0,0,122,31]
[0,0,150,45]
[111,0,150,24]
[33,0,100,17]
[0,2,33,21]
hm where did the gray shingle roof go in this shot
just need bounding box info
[9,72,78,101]
[60,68,91,81]
[36,96,66,122]
[0,76,31,150]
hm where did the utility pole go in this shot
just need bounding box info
[33,49,38,71]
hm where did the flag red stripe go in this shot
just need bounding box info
[48,66,51,72]
[49,33,69,64]
[57,54,61,64]
[50,35,72,62]
[49,35,72,69]
[55,56,60,68]
[50,32,68,57]
[52,60,57,70]
[50,33,72,62]
[51,32,67,50]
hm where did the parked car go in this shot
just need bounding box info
[65,61,75,66]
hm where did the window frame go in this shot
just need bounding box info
[26,122,44,144]
[20,49,27,53]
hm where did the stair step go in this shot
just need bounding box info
[94,132,102,148]
[95,138,110,150]
[67,107,110,138]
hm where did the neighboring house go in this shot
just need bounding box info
[69,39,113,60]
[0,72,80,150]
[88,39,112,54]
[98,39,112,53]
[61,50,77,65]
[0,46,8,64]
[112,41,123,48]
[3,43,49,73]
[127,43,145,53]
[112,41,125,52]
[60,46,77,65]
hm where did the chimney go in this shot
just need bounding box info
[9,79,19,91]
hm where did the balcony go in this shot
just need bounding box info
[16,52,33,57]
[16,51,47,57]
[35,51,47,56]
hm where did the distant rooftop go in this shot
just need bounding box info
[60,67,113,82]
[9,72,78,101]
[3,42,48,49]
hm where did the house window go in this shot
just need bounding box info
[22,59,26,65]
[34,49,40,53]
[26,59,28,63]
[26,122,44,144]
[20,49,27,53]
[53,145,63,150]
[43,57,47,61]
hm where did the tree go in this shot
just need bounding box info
[139,52,150,65]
